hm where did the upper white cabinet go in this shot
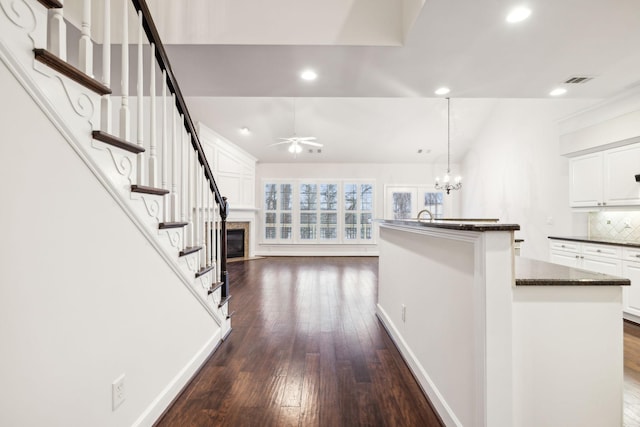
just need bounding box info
[569,144,640,208]
[569,153,603,207]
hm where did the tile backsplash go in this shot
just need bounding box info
[589,211,640,241]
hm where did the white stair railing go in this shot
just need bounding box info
[35,0,230,309]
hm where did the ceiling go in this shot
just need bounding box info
[89,0,640,163]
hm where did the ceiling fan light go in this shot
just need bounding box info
[506,6,531,23]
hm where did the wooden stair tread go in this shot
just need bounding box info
[207,281,224,295]
[37,0,63,8]
[159,222,188,229]
[92,130,144,154]
[34,49,111,95]
[131,185,169,195]
[218,295,232,308]
[179,246,202,257]
[195,264,214,278]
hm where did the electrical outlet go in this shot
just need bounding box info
[401,304,406,322]
[112,374,126,410]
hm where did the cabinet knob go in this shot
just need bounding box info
[596,249,601,252]
[635,254,640,258]
[597,202,602,206]
[603,202,607,206]
[561,245,566,248]
[575,255,579,259]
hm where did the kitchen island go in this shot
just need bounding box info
[377,220,628,427]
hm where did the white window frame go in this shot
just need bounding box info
[261,179,375,245]
[384,184,452,220]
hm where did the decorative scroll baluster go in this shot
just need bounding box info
[170,96,179,220]
[48,0,66,60]
[119,0,130,141]
[100,0,111,133]
[78,0,93,76]
[148,43,157,187]
[135,10,144,185]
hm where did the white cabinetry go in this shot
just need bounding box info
[569,153,603,207]
[549,239,640,321]
[569,144,640,208]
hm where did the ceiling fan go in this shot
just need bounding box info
[270,99,323,154]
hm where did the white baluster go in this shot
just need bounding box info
[135,11,144,185]
[119,0,130,141]
[187,142,194,248]
[101,0,112,133]
[78,0,93,76]
[171,96,179,221]
[180,121,188,226]
[148,43,157,187]
[193,157,200,259]
[206,184,211,266]
[200,170,206,269]
[160,70,171,221]
[48,0,66,60]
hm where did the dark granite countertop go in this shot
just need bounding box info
[548,236,640,249]
[515,257,630,286]
[378,219,520,232]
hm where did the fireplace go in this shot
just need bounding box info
[227,222,250,259]
[227,229,245,259]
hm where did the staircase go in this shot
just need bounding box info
[0,1,232,425]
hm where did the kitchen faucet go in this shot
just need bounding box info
[417,209,434,221]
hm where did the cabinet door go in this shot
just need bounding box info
[622,261,640,317]
[550,251,580,268]
[603,144,640,206]
[582,256,622,276]
[569,153,603,207]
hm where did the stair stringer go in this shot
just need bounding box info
[0,0,229,327]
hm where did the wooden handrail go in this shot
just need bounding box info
[129,0,226,216]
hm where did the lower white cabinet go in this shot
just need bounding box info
[622,247,640,318]
[549,239,640,320]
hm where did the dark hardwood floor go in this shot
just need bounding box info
[157,257,640,427]
[156,257,441,426]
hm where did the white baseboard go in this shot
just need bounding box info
[132,329,222,427]
[376,304,461,427]
[624,311,640,325]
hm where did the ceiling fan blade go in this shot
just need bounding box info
[300,141,323,147]
[268,141,292,147]
[296,137,317,141]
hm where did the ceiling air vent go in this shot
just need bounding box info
[564,76,594,84]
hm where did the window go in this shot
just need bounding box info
[384,186,450,220]
[422,191,444,219]
[264,183,293,241]
[345,183,373,240]
[263,180,375,243]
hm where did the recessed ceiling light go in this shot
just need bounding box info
[239,127,250,135]
[435,87,450,95]
[300,69,317,81]
[506,6,531,23]
[549,88,567,96]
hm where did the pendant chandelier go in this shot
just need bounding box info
[435,97,462,194]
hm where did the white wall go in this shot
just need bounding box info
[461,99,593,261]
[256,162,461,255]
[0,55,217,427]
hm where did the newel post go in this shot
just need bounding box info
[220,196,229,298]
